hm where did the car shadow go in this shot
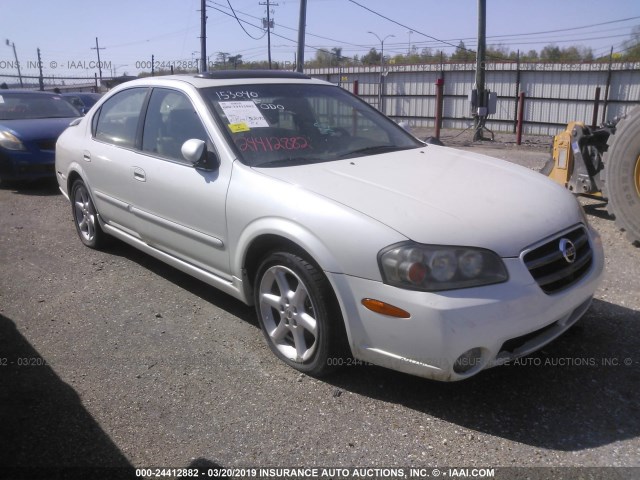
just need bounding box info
[102,239,257,327]
[325,298,640,451]
[583,200,614,221]
[0,313,135,478]
[1,177,60,196]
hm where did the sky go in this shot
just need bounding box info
[1,0,639,79]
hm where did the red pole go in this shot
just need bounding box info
[516,92,525,145]
[435,77,444,140]
[592,86,601,129]
[353,79,359,96]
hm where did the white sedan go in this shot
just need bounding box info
[55,72,604,381]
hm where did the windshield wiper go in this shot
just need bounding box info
[337,145,411,159]
[253,157,327,168]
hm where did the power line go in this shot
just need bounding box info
[224,0,266,40]
[208,0,638,64]
[207,1,366,48]
[346,0,466,52]
[485,15,640,39]
[209,4,322,57]
[345,0,639,59]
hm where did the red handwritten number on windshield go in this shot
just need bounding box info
[237,136,310,152]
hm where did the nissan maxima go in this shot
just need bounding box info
[55,71,604,381]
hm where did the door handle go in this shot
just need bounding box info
[83,150,91,161]
[133,167,146,182]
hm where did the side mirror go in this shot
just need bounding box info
[181,138,218,171]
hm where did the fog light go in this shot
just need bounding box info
[453,348,483,374]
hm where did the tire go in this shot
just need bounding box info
[603,107,640,246]
[254,251,348,377]
[71,179,107,249]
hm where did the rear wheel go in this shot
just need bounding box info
[254,251,347,377]
[71,179,107,249]
[603,106,640,246]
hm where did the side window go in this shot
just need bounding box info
[142,88,209,162]
[94,88,147,148]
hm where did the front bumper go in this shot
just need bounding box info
[0,149,55,182]
[328,226,604,381]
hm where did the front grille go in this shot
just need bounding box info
[524,227,593,294]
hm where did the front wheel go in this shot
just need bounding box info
[254,251,347,377]
[71,179,107,249]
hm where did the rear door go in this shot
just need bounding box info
[86,87,149,235]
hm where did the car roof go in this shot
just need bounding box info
[115,71,332,90]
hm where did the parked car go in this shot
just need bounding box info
[55,71,604,381]
[0,90,80,184]
[61,92,102,114]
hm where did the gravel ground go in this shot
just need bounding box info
[0,131,639,479]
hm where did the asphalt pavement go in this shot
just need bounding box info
[0,140,639,479]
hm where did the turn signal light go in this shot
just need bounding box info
[361,298,411,318]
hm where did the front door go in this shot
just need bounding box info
[128,87,232,279]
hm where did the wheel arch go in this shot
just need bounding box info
[66,169,84,197]
[234,218,344,306]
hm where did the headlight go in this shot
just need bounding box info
[379,242,508,292]
[0,130,26,151]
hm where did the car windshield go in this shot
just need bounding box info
[202,83,423,167]
[0,92,81,120]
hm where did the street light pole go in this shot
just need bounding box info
[368,31,394,114]
[5,39,23,87]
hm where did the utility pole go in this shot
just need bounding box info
[259,0,278,69]
[200,0,207,72]
[5,39,23,87]
[296,0,307,72]
[91,37,105,82]
[473,0,487,141]
[37,48,44,91]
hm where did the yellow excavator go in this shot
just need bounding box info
[542,107,640,246]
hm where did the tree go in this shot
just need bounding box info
[361,48,381,65]
[228,55,243,69]
[450,41,474,62]
[331,47,343,66]
[216,52,230,68]
[540,45,562,62]
[486,44,511,61]
[620,25,640,61]
[312,49,333,67]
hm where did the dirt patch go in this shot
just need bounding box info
[412,127,553,171]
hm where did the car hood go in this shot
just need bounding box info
[254,146,583,257]
[0,117,78,141]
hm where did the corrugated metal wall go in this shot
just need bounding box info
[307,62,640,136]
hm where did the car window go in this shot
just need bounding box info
[94,88,148,148]
[142,88,209,162]
[0,93,80,120]
[65,96,85,110]
[202,84,422,167]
